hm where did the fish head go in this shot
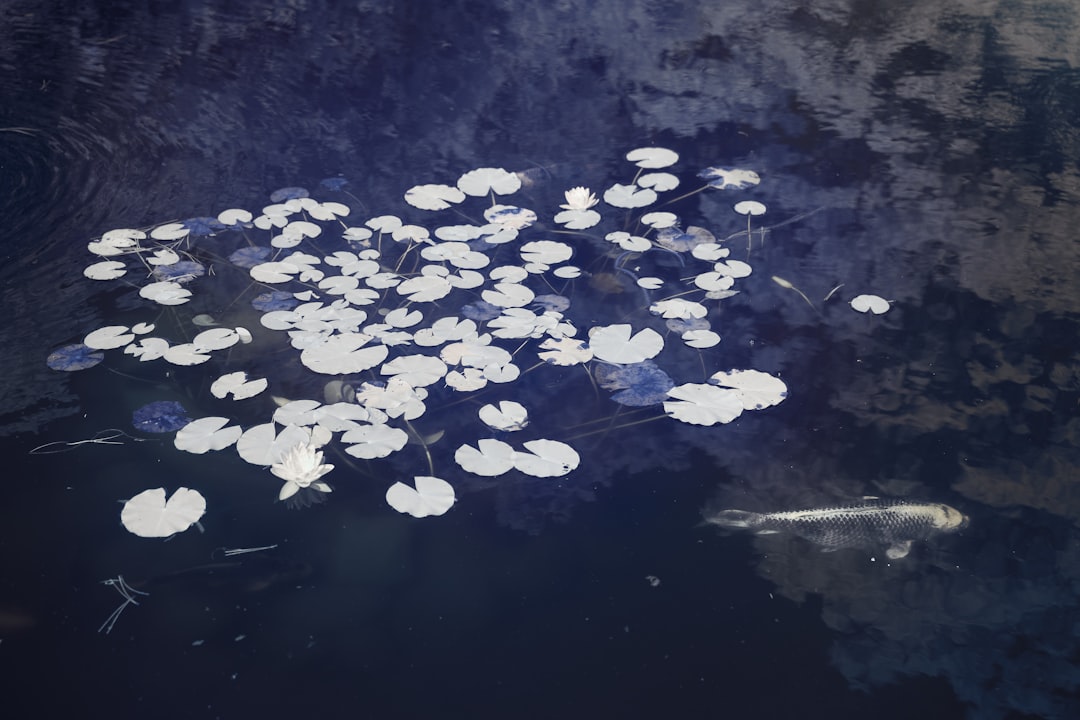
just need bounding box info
[932,503,968,532]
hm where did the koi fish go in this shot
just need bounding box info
[705,497,967,559]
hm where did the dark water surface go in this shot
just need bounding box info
[2,2,1079,718]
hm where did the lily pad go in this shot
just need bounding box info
[174,417,243,454]
[47,343,104,371]
[851,294,891,314]
[132,401,190,433]
[121,487,206,538]
[588,324,664,365]
[478,401,529,431]
[385,476,456,518]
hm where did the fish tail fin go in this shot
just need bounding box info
[704,509,761,529]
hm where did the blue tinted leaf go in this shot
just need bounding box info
[665,317,710,333]
[460,301,502,322]
[46,344,104,371]
[320,177,349,192]
[270,187,309,202]
[229,246,272,269]
[595,361,674,407]
[152,261,205,283]
[252,291,299,312]
[533,294,571,312]
[655,228,697,253]
[132,400,191,433]
[182,216,226,237]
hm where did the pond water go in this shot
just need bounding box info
[2,2,1078,718]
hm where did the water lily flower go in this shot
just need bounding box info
[560,186,598,211]
[271,442,334,500]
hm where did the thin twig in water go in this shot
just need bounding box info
[98,575,149,634]
[220,544,279,557]
[29,429,150,455]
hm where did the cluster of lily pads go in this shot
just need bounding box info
[50,147,805,537]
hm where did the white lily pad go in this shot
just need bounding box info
[174,416,243,453]
[626,147,679,169]
[218,208,253,225]
[605,232,651,252]
[478,401,529,431]
[300,333,389,375]
[481,282,535,308]
[84,325,135,350]
[457,167,521,197]
[84,260,127,280]
[236,423,319,466]
[163,343,211,366]
[638,172,680,192]
[148,248,180,266]
[682,330,721,349]
[640,211,679,228]
[314,402,385,432]
[850,294,891,314]
[710,370,788,410]
[124,337,170,361]
[385,476,456,518]
[404,184,466,210]
[664,384,744,426]
[273,399,322,426]
[455,438,516,476]
[520,240,573,266]
[384,307,424,328]
[139,281,192,306]
[537,337,593,366]
[733,200,767,217]
[588,324,664,364]
[193,327,241,352]
[553,208,601,230]
[603,183,657,209]
[381,355,448,387]
[121,487,206,538]
[342,424,409,459]
[210,371,268,400]
[397,275,453,303]
[512,439,580,478]
[150,222,190,241]
[650,299,707,320]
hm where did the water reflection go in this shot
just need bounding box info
[2,1,1079,718]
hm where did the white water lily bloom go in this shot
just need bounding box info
[271,442,334,501]
[561,186,598,211]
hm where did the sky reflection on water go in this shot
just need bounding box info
[1,2,1079,718]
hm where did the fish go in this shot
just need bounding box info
[704,497,967,559]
